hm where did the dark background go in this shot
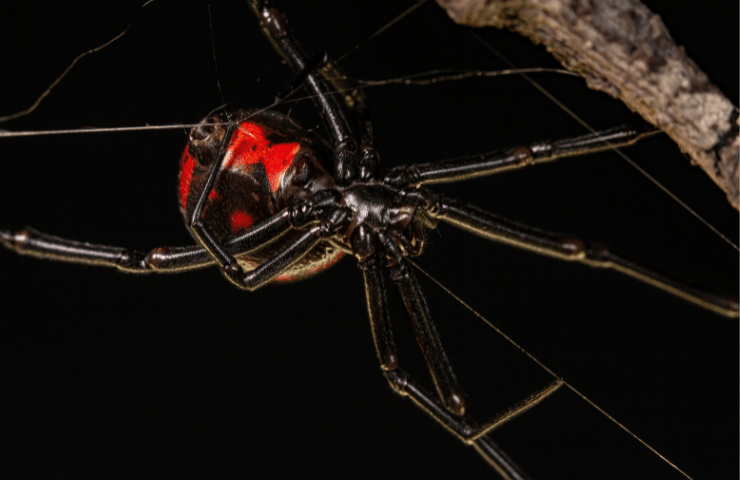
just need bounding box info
[0,1,737,479]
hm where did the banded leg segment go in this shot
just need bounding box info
[421,192,739,317]
[385,125,658,188]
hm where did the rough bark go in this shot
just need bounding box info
[436,0,739,209]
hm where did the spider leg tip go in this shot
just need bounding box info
[722,297,739,317]
[0,228,28,249]
[447,388,466,416]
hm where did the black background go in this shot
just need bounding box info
[0,1,737,479]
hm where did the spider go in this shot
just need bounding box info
[2,0,736,480]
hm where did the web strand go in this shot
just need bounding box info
[409,260,695,480]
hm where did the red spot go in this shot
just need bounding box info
[230,210,253,233]
[179,148,196,210]
[209,190,219,200]
[223,122,300,192]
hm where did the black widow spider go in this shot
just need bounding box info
[1,0,740,480]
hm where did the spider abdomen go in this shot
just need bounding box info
[179,110,343,282]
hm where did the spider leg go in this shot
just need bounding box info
[0,200,350,291]
[0,227,163,272]
[386,369,563,480]
[389,259,466,415]
[220,205,351,291]
[187,121,240,267]
[248,0,353,145]
[359,254,398,371]
[419,192,739,317]
[360,254,558,480]
[247,0,374,183]
[0,208,301,273]
[318,60,381,180]
[385,125,658,188]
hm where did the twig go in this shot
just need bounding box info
[436,0,739,209]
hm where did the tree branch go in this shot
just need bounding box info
[436,0,739,209]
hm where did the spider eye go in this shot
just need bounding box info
[291,155,316,187]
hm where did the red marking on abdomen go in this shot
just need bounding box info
[179,149,196,210]
[223,122,300,192]
[230,210,254,233]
